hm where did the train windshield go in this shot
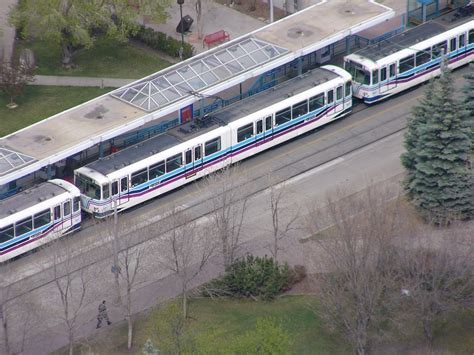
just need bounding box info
[75,173,101,200]
[344,60,371,85]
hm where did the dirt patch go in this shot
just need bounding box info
[215,0,287,22]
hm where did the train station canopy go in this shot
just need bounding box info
[0,0,394,186]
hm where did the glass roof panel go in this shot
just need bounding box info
[199,71,219,85]
[250,49,269,63]
[110,37,289,111]
[240,39,259,52]
[215,50,234,63]
[151,92,168,105]
[228,45,246,58]
[225,60,244,74]
[0,147,36,176]
[175,81,194,94]
[210,66,232,80]
[161,87,181,101]
[177,66,196,80]
[187,76,207,90]
[153,76,172,90]
[165,72,184,85]
[237,55,256,69]
[190,61,209,74]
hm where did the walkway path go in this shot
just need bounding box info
[0,0,18,61]
[32,75,136,88]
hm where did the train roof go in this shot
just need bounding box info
[81,67,341,176]
[352,9,473,62]
[0,181,69,220]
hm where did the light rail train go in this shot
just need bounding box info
[1,10,473,262]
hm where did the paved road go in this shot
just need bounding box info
[1,66,470,354]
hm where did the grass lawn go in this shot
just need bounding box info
[0,86,111,137]
[16,38,172,79]
[65,296,350,354]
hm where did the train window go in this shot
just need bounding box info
[75,173,101,199]
[470,30,474,44]
[345,82,352,97]
[0,225,14,243]
[120,177,128,192]
[292,101,308,119]
[256,120,263,134]
[195,146,202,160]
[15,217,32,236]
[185,150,192,164]
[73,197,80,212]
[372,71,378,85]
[459,34,465,47]
[309,93,324,111]
[64,201,71,216]
[416,49,431,66]
[336,86,343,100]
[432,41,447,58]
[205,137,221,156]
[237,123,254,142]
[327,90,334,104]
[111,181,118,195]
[34,210,51,228]
[265,116,272,130]
[380,67,387,81]
[166,154,183,173]
[450,37,457,52]
[54,205,61,220]
[389,63,396,78]
[275,108,291,126]
[399,55,415,73]
[345,61,370,85]
[150,161,165,179]
[102,185,110,199]
[131,168,148,187]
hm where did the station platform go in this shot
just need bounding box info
[0,0,394,188]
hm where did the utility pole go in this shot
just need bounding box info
[112,197,122,305]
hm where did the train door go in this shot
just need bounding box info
[185,145,202,178]
[387,63,397,90]
[263,115,273,143]
[335,85,343,113]
[53,204,62,231]
[63,199,72,227]
[118,177,129,205]
[255,119,264,146]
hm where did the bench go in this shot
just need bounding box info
[203,30,230,48]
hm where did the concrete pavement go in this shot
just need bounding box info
[31,75,135,88]
[0,0,17,61]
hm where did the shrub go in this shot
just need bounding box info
[202,255,297,300]
[133,25,194,59]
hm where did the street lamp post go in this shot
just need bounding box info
[177,0,185,60]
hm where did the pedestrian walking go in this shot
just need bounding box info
[96,300,111,328]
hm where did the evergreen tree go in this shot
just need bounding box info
[463,63,474,148]
[402,67,473,224]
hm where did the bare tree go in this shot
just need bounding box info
[305,186,405,355]
[45,239,95,355]
[105,209,150,351]
[390,227,474,347]
[0,59,34,108]
[265,181,299,260]
[201,165,250,269]
[155,206,217,318]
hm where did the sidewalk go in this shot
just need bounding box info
[31,75,136,88]
[0,0,18,61]
[144,0,265,55]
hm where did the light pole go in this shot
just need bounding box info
[177,0,185,60]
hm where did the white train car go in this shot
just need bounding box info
[74,65,352,217]
[344,9,474,103]
[0,179,81,262]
